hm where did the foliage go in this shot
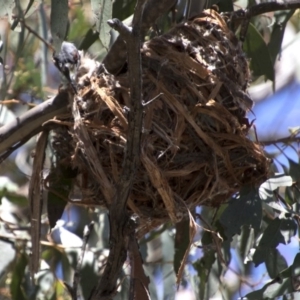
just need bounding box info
[0,0,300,299]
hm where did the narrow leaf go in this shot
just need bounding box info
[219,186,262,239]
[50,0,68,50]
[28,131,48,276]
[91,0,113,50]
[174,218,190,275]
[259,174,293,200]
[24,0,41,17]
[79,29,99,51]
[245,253,300,299]
[268,9,295,66]
[10,253,28,300]
[265,248,288,279]
[193,250,216,300]
[288,158,300,181]
[253,217,296,267]
[0,0,14,24]
[243,23,274,81]
[128,234,151,300]
[46,166,76,229]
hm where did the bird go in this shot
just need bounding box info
[52,41,81,93]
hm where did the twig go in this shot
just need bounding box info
[100,0,176,75]
[13,18,55,51]
[91,0,146,299]
[259,135,300,146]
[230,1,300,41]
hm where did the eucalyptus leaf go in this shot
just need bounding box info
[253,217,296,267]
[46,166,76,229]
[217,0,233,12]
[219,186,262,239]
[238,225,255,263]
[280,217,297,244]
[243,23,274,81]
[259,174,293,200]
[268,9,295,66]
[79,29,99,51]
[80,253,98,300]
[288,158,300,181]
[10,253,28,300]
[0,0,14,24]
[0,176,18,192]
[193,250,217,300]
[91,0,113,50]
[24,0,41,18]
[113,0,135,21]
[174,218,190,275]
[265,248,288,279]
[161,230,176,299]
[245,253,300,299]
[50,0,69,50]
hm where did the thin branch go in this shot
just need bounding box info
[14,18,55,51]
[230,1,300,41]
[259,135,300,146]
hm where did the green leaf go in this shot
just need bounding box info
[50,0,69,50]
[268,9,295,66]
[0,177,28,206]
[0,0,14,23]
[259,174,293,200]
[42,248,72,283]
[24,0,41,18]
[174,218,190,275]
[113,0,135,21]
[280,216,297,244]
[238,225,255,263]
[80,258,99,300]
[79,29,99,51]
[161,230,176,299]
[6,193,28,207]
[46,166,77,229]
[10,253,28,300]
[245,253,300,299]
[68,7,91,42]
[216,0,233,12]
[253,217,297,267]
[193,250,217,300]
[91,0,113,50]
[243,23,274,81]
[219,186,262,239]
[288,158,300,181]
[265,249,288,279]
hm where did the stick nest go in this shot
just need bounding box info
[53,10,269,227]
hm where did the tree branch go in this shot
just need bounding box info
[91,0,146,299]
[0,90,70,161]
